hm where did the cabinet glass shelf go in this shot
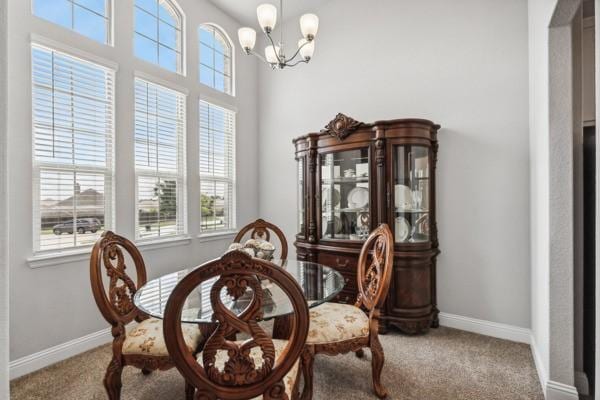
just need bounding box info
[393,145,431,244]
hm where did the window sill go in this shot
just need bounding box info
[136,236,192,251]
[197,231,237,243]
[27,236,193,268]
[28,248,92,269]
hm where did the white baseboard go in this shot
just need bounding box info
[9,328,112,380]
[574,370,589,396]
[546,380,579,400]
[438,312,531,343]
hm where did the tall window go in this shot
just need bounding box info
[135,78,186,239]
[32,44,114,252]
[33,0,110,44]
[199,25,232,95]
[199,100,235,233]
[134,0,183,73]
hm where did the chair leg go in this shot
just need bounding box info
[355,349,365,358]
[185,381,195,400]
[370,335,388,398]
[104,358,123,400]
[300,348,315,400]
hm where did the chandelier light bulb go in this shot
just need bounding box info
[238,27,257,52]
[300,13,319,40]
[298,39,315,61]
[265,45,280,64]
[257,4,278,32]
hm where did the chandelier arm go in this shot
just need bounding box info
[247,50,269,65]
[265,32,287,64]
[263,30,285,64]
[286,59,310,68]
[285,39,311,64]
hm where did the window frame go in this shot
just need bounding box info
[30,42,116,255]
[198,23,235,96]
[133,76,188,242]
[198,98,237,236]
[32,0,114,46]
[133,0,186,75]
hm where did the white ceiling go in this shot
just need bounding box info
[207,0,328,26]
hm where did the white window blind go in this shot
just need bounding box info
[135,78,186,240]
[32,44,114,252]
[199,100,235,233]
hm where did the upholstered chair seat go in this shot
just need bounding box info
[306,303,370,345]
[196,339,299,399]
[122,318,202,357]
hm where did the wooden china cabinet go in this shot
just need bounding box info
[294,114,441,334]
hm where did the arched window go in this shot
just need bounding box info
[33,0,110,44]
[134,0,183,73]
[199,24,233,95]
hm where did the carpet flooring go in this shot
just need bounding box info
[10,327,544,400]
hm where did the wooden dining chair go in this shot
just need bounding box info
[90,231,202,400]
[234,218,288,261]
[300,224,394,399]
[163,250,309,400]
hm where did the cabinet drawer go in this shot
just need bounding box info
[318,253,357,273]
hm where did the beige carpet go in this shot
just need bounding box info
[10,327,544,400]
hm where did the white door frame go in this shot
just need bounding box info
[0,0,8,397]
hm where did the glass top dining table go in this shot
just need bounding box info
[133,260,346,324]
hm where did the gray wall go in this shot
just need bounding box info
[257,0,531,328]
[7,0,259,360]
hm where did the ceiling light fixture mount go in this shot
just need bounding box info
[238,0,319,70]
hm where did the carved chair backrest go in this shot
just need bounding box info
[90,231,147,328]
[163,251,309,400]
[355,224,394,311]
[234,219,288,261]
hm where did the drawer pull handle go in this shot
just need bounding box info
[336,258,349,268]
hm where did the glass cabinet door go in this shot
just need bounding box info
[321,148,370,240]
[297,158,305,235]
[393,145,430,244]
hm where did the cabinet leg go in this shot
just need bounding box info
[431,308,440,328]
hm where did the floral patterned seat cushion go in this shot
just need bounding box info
[196,339,299,399]
[307,302,370,344]
[122,318,202,357]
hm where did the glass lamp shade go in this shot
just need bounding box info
[265,45,280,64]
[298,39,315,60]
[257,4,277,31]
[300,13,319,39]
[238,27,257,51]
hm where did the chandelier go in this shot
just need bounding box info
[237,0,319,69]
